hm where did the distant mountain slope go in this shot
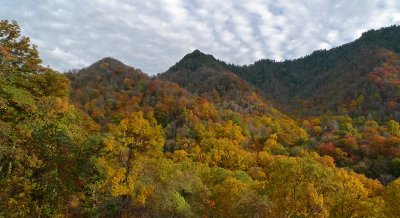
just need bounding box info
[160,26,400,121]
[66,57,197,128]
[67,57,148,89]
[158,50,270,115]
[227,25,400,120]
[67,57,308,152]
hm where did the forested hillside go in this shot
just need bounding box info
[228,25,400,121]
[1,20,400,217]
[160,36,400,184]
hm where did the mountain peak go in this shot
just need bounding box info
[87,57,129,71]
[67,57,148,83]
[98,56,125,64]
[80,57,146,77]
[182,49,216,62]
[357,25,400,53]
[167,49,225,72]
[190,49,205,55]
[360,24,400,39]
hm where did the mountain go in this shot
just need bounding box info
[158,50,272,116]
[227,25,400,120]
[154,27,400,182]
[67,57,193,128]
[67,57,148,88]
[67,56,308,152]
[158,25,400,121]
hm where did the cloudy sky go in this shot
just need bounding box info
[1,0,400,74]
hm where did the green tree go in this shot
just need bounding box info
[0,20,42,75]
[0,20,100,217]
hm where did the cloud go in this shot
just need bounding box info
[0,0,399,74]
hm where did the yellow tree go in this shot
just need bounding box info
[265,156,333,217]
[212,176,250,217]
[328,169,384,217]
[96,112,164,211]
[194,120,253,170]
[383,178,400,217]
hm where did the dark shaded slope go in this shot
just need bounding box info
[226,25,400,120]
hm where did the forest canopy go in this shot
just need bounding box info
[1,20,400,217]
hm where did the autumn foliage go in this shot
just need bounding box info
[1,20,400,217]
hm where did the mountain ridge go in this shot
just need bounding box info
[68,25,400,121]
[158,25,400,121]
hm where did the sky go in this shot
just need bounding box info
[1,0,400,75]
